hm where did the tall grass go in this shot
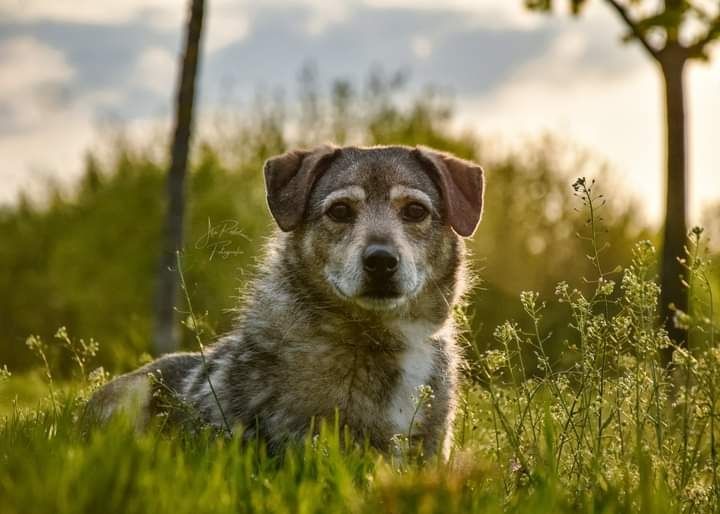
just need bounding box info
[460,178,719,512]
[0,178,718,514]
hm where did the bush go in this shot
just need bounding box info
[0,74,654,374]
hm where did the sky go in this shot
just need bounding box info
[0,0,718,223]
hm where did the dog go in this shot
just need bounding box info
[88,144,485,458]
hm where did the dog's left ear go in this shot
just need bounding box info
[412,146,485,237]
[263,145,341,231]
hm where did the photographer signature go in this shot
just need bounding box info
[195,219,250,260]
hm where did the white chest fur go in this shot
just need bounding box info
[386,320,438,435]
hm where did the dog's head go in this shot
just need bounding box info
[263,145,484,313]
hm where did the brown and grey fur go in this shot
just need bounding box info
[87,144,485,458]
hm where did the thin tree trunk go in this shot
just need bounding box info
[153,0,205,355]
[658,48,688,366]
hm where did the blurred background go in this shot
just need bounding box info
[0,0,718,383]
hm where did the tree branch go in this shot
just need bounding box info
[605,0,661,60]
[688,15,720,56]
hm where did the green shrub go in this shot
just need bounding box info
[0,75,654,374]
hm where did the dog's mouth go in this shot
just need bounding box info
[354,294,406,311]
[361,286,403,300]
[328,278,407,311]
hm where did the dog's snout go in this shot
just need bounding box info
[363,244,399,279]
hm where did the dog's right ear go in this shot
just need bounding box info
[263,145,341,231]
[412,146,485,238]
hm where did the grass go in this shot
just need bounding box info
[1,178,718,514]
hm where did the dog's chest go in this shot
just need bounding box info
[385,320,437,434]
[310,320,437,430]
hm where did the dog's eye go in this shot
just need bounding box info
[326,202,354,223]
[401,202,429,222]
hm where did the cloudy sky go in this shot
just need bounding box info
[0,0,718,223]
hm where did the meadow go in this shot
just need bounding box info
[1,78,719,513]
[1,220,718,513]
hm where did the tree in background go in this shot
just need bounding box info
[154,0,206,355]
[526,0,720,362]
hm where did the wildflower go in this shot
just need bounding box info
[390,433,410,456]
[631,240,656,267]
[572,177,587,192]
[587,314,607,340]
[708,347,720,366]
[596,278,615,297]
[483,350,507,374]
[673,309,692,330]
[572,293,592,315]
[412,384,435,410]
[690,226,704,237]
[618,354,637,370]
[25,334,45,354]
[684,480,711,508]
[554,281,569,302]
[54,326,69,343]
[88,367,109,389]
[611,314,632,336]
[520,290,541,313]
[493,321,519,343]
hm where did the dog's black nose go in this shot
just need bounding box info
[363,244,399,279]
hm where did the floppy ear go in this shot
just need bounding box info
[412,146,485,237]
[263,145,341,231]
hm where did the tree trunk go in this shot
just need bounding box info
[153,0,205,355]
[658,49,688,366]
